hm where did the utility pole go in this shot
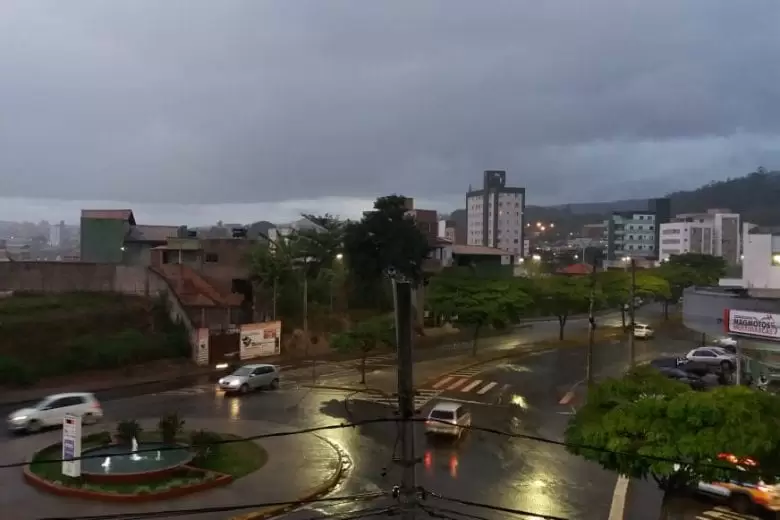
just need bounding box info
[628,258,636,367]
[392,277,417,520]
[586,256,598,386]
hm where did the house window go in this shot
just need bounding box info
[205,253,219,263]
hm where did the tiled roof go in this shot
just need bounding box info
[126,225,180,243]
[81,209,135,223]
[451,245,507,256]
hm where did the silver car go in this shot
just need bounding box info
[218,364,280,393]
[685,347,736,371]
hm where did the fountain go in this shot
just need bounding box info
[81,436,194,484]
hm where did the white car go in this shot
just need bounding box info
[7,392,103,434]
[685,347,737,370]
[712,336,738,348]
[218,364,280,393]
[633,323,654,339]
[425,401,472,439]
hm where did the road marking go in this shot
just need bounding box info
[476,382,497,395]
[559,391,575,405]
[461,380,482,393]
[433,377,453,389]
[447,378,468,391]
[608,475,629,520]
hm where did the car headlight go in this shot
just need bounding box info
[10,415,27,422]
[218,378,226,385]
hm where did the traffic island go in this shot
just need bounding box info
[23,418,268,502]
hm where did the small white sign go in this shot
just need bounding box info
[62,414,82,478]
[727,310,780,340]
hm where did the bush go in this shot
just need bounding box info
[84,431,112,446]
[190,430,222,464]
[115,420,143,445]
[158,412,185,444]
[0,356,38,386]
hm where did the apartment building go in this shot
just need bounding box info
[658,209,740,264]
[466,170,526,256]
[604,198,670,261]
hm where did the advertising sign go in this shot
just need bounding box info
[725,309,780,341]
[62,414,82,477]
[240,321,282,359]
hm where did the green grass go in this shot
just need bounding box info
[28,431,268,495]
[193,433,268,479]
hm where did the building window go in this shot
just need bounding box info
[205,253,219,263]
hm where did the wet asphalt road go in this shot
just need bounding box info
[3,306,708,520]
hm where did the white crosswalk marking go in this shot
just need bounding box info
[461,380,482,393]
[352,389,440,410]
[432,377,453,389]
[697,506,758,519]
[447,378,468,391]
[476,382,498,395]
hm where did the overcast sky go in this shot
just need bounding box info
[2,0,780,224]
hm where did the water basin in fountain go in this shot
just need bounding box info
[81,442,195,484]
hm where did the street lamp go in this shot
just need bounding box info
[336,253,343,260]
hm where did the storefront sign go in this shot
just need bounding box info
[240,321,282,359]
[62,414,82,477]
[725,309,780,340]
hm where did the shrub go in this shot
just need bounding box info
[0,356,38,386]
[115,420,143,445]
[190,430,223,464]
[84,431,112,446]
[158,412,185,444]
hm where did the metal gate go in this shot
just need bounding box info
[208,331,240,365]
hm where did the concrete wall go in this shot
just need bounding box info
[0,261,171,295]
[682,286,780,337]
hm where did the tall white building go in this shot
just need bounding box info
[659,209,740,264]
[466,170,526,256]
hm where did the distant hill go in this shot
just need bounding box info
[524,168,780,229]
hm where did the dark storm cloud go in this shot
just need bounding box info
[2,0,780,205]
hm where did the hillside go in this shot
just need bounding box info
[524,168,780,229]
[0,292,190,386]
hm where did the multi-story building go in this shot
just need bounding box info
[437,219,456,243]
[466,170,526,256]
[604,198,670,261]
[658,209,740,265]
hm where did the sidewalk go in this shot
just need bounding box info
[1,418,344,520]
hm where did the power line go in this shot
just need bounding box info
[36,492,388,520]
[428,492,570,520]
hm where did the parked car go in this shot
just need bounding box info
[685,347,737,371]
[425,401,472,439]
[218,364,280,394]
[633,323,654,339]
[7,392,103,434]
[657,367,710,390]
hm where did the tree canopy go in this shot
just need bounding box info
[533,276,593,339]
[342,195,430,285]
[330,316,394,383]
[565,366,780,490]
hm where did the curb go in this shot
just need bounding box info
[300,384,391,398]
[229,435,346,520]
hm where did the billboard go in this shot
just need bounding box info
[724,309,780,341]
[240,321,282,359]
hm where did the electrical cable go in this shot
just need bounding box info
[35,491,388,520]
[420,504,493,520]
[427,492,570,520]
[6,418,399,469]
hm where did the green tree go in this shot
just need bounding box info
[343,195,430,288]
[599,271,671,326]
[428,277,532,356]
[248,240,295,321]
[565,366,780,492]
[330,316,394,384]
[655,262,699,319]
[666,252,727,285]
[534,276,592,340]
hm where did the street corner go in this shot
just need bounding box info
[229,433,347,520]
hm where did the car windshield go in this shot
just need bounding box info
[232,367,253,376]
[430,410,455,421]
[34,397,55,409]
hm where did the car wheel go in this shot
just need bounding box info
[240,384,250,394]
[729,493,753,514]
[26,420,42,434]
[270,378,280,390]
